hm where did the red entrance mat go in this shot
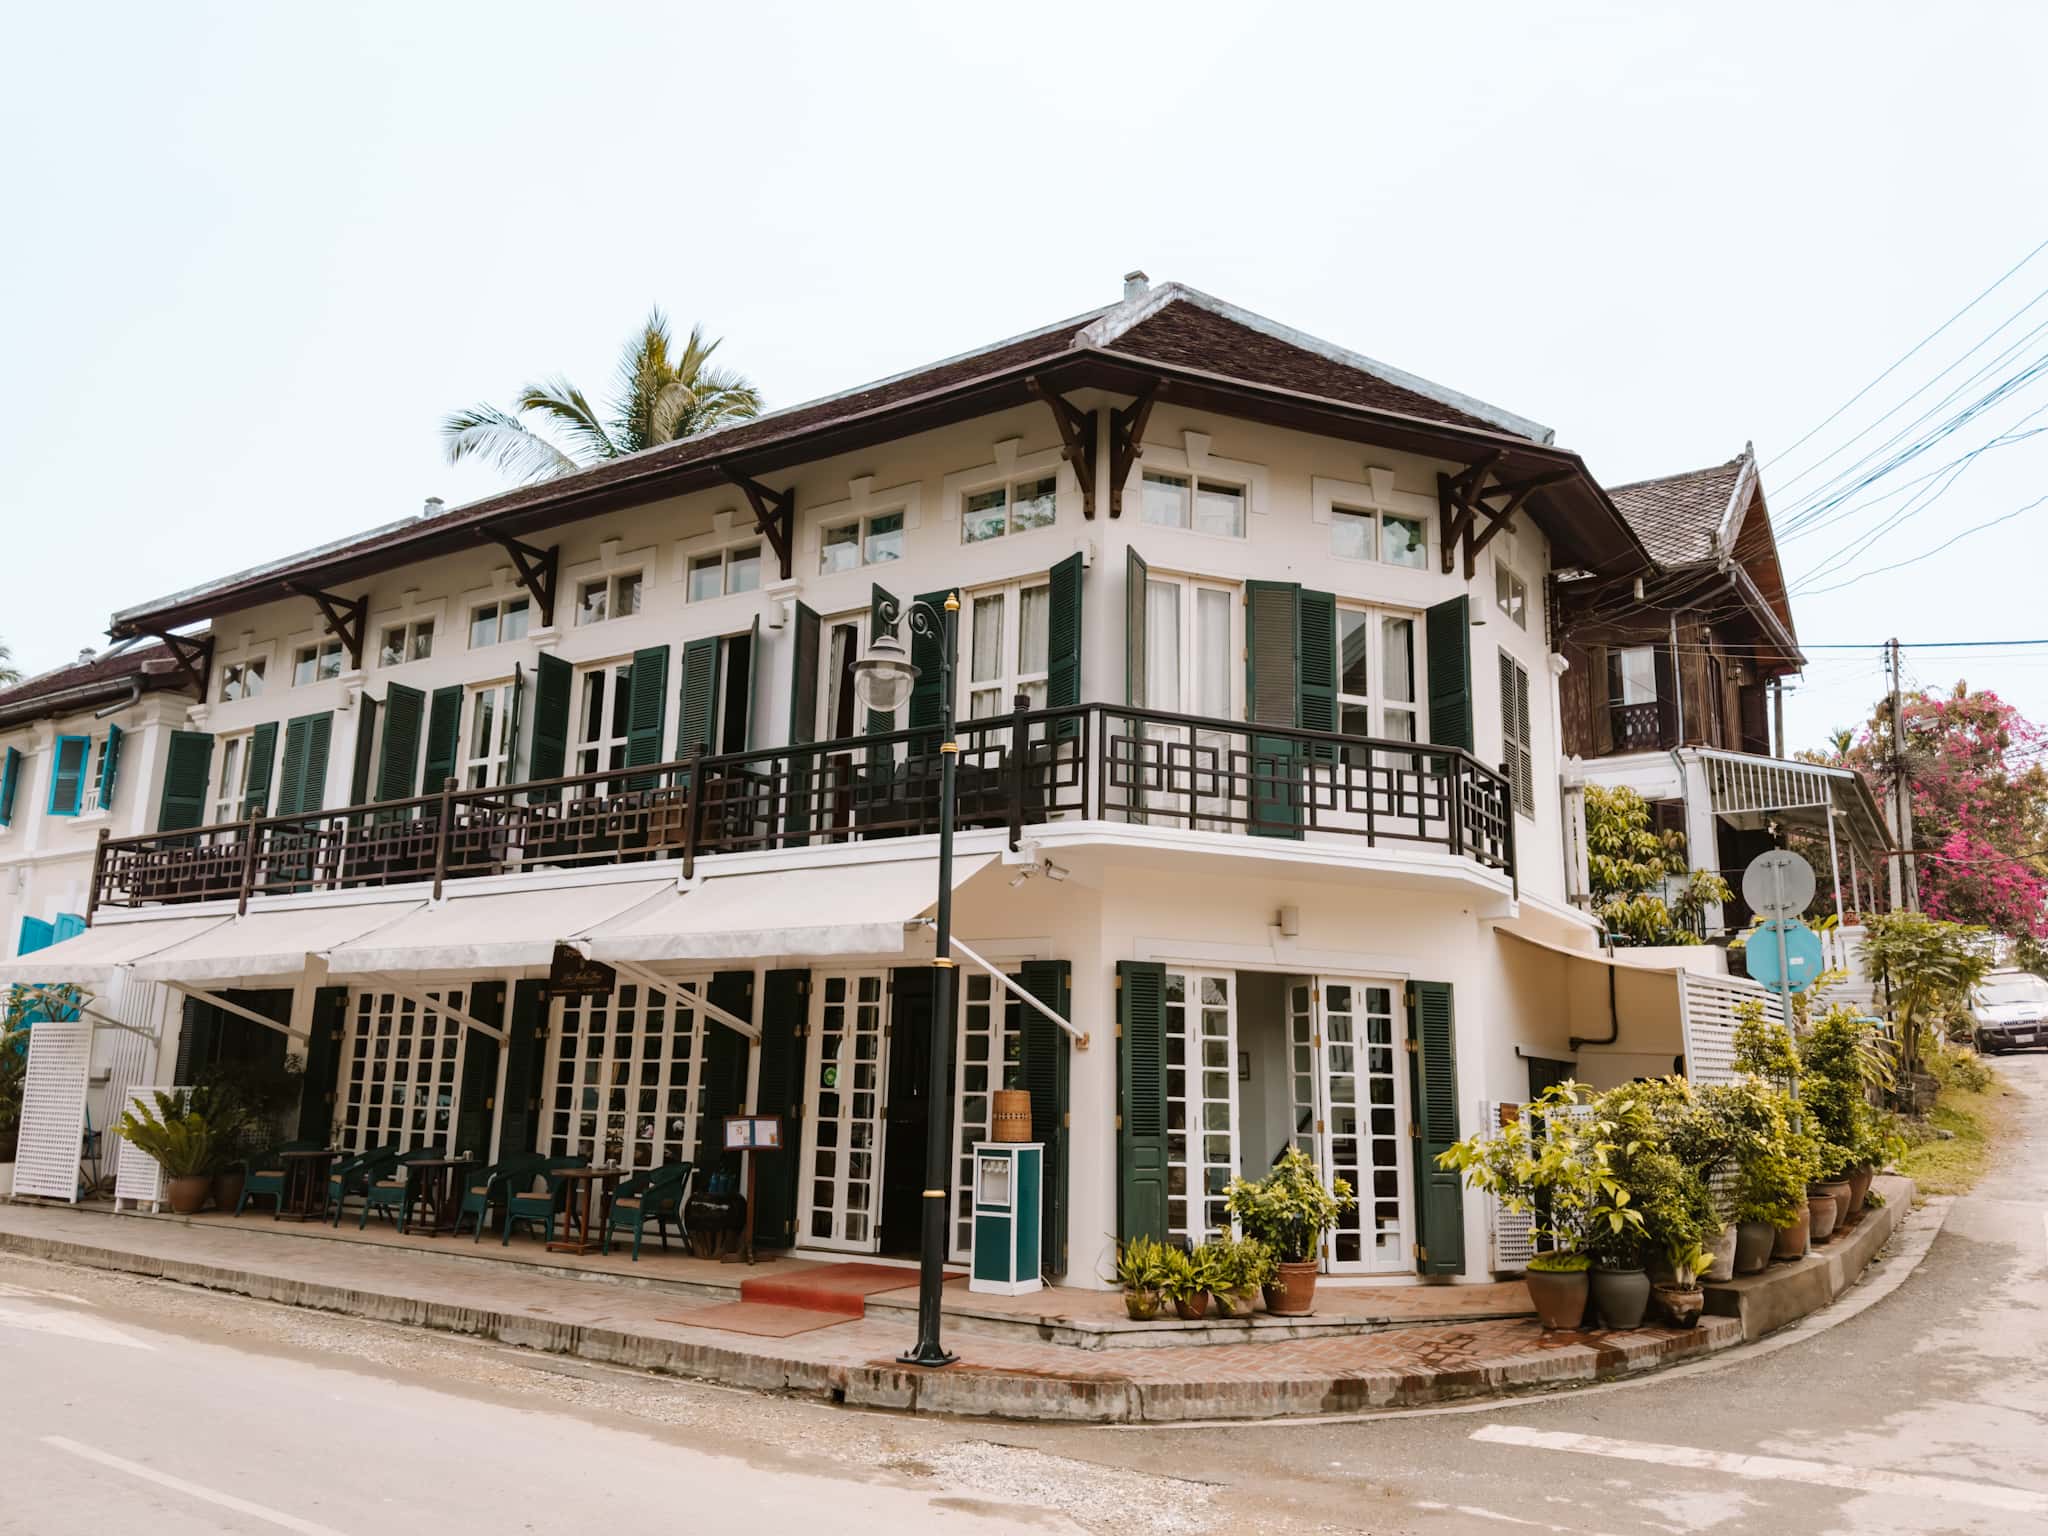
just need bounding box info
[738,1261,943,1317]
[657,1301,853,1338]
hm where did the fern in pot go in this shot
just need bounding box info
[1222,1149,1354,1316]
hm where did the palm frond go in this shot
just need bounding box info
[514,377,620,464]
[440,403,582,484]
[612,310,676,454]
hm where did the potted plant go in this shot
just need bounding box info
[1161,1244,1218,1321]
[192,1054,305,1212]
[1523,1250,1594,1329]
[113,1091,216,1214]
[1223,1149,1355,1317]
[1651,1240,1713,1329]
[1113,1235,1172,1320]
[1208,1235,1273,1318]
[1583,1082,1713,1330]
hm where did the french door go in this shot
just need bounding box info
[1286,978,1411,1272]
[1163,968,1240,1247]
[339,987,471,1155]
[950,969,1024,1261]
[543,979,711,1171]
[798,971,889,1250]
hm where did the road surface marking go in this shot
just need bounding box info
[1413,1499,1624,1535]
[1470,1425,2048,1516]
[41,1437,351,1535]
[0,1304,151,1350]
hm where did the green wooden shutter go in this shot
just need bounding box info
[295,987,349,1143]
[1425,596,1474,751]
[678,638,720,761]
[0,746,18,825]
[422,684,464,795]
[1245,580,1302,838]
[1046,553,1083,729]
[1298,589,1337,755]
[697,971,755,1176]
[1019,960,1072,1274]
[278,712,333,816]
[348,697,378,807]
[785,602,822,845]
[752,969,809,1247]
[528,652,571,798]
[1408,981,1465,1275]
[455,980,506,1158]
[242,721,279,818]
[95,723,125,808]
[1498,650,1534,817]
[625,645,670,786]
[376,683,425,803]
[157,731,214,833]
[496,982,549,1157]
[1124,547,1149,709]
[908,588,950,752]
[1117,960,1169,1244]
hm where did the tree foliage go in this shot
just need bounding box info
[1584,784,1731,944]
[1860,910,1992,1080]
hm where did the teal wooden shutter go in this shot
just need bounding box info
[1019,960,1072,1274]
[295,988,349,1143]
[785,602,821,844]
[496,982,549,1156]
[347,698,378,807]
[156,731,214,833]
[1125,547,1148,709]
[0,746,18,825]
[455,980,505,1158]
[1046,553,1083,728]
[624,646,670,782]
[1425,596,1474,751]
[752,969,809,1247]
[94,724,125,808]
[867,584,901,779]
[18,916,55,955]
[1117,960,1169,1244]
[277,712,333,816]
[1408,981,1465,1275]
[53,913,86,944]
[48,735,89,816]
[1298,589,1337,757]
[1245,581,1302,838]
[376,683,425,803]
[678,638,720,762]
[908,587,950,751]
[422,684,464,795]
[697,971,755,1176]
[242,721,279,818]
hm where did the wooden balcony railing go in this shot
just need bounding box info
[1609,699,1676,753]
[89,701,1515,915]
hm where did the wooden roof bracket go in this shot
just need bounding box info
[1462,468,1576,579]
[483,529,560,629]
[1107,382,1161,519]
[1439,457,1576,580]
[719,466,796,580]
[1437,451,1503,576]
[285,582,368,671]
[1028,377,1099,519]
[146,629,214,701]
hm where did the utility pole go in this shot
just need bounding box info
[1887,638,1919,912]
[1772,677,1786,760]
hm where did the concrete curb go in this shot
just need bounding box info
[1702,1175,1917,1341]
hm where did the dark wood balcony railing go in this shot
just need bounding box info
[89,702,1515,916]
[1609,699,1676,753]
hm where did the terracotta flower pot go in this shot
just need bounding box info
[1704,1224,1739,1283]
[1124,1288,1163,1321]
[1816,1180,1853,1238]
[1774,1213,1810,1261]
[1263,1260,1320,1316]
[1843,1166,1874,1227]
[1590,1266,1651,1330]
[1734,1221,1777,1275]
[1807,1192,1840,1244]
[1650,1283,1705,1330]
[1216,1287,1259,1318]
[166,1175,210,1215]
[1524,1268,1590,1330]
[212,1169,246,1214]
[1173,1291,1212,1321]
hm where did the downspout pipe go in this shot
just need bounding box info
[1569,959,1622,1052]
[93,680,142,719]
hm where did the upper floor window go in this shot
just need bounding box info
[46,735,91,817]
[1495,561,1528,629]
[1499,650,1534,819]
[211,732,252,827]
[961,475,1057,545]
[1142,471,1245,538]
[819,511,903,575]
[1336,607,1422,748]
[469,596,530,649]
[1142,573,1236,717]
[575,660,635,781]
[463,681,518,789]
[379,619,435,667]
[1330,505,1428,569]
[688,543,763,602]
[1609,647,1658,707]
[218,658,265,703]
[292,640,344,686]
[576,570,643,626]
[964,581,1051,718]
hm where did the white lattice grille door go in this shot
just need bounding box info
[951,970,1022,1261]
[798,972,888,1251]
[1164,969,1239,1247]
[340,988,470,1154]
[545,980,709,1169]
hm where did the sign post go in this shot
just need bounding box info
[1742,851,1820,1066]
[722,1115,782,1265]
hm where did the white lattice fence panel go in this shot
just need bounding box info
[14,1022,92,1201]
[113,1085,190,1212]
[1679,973,1770,1088]
[1482,1100,1534,1271]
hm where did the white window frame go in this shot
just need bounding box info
[961,578,1052,721]
[217,657,266,704]
[1139,570,1240,720]
[337,986,471,1156]
[575,569,645,627]
[816,509,906,575]
[686,541,764,603]
[573,658,636,786]
[467,595,532,650]
[377,618,436,668]
[1335,603,1425,746]
[958,472,1060,545]
[544,979,714,1172]
[1311,474,1435,572]
[1162,967,1240,1249]
[461,679,519,789]
[1139,469,1248,538]
[210,732,252,828]
[797,969,891,1252]
[291,639,345,687]
[1495,557,1529,630]
[1126,432,1266,542]
[816,611,881,743]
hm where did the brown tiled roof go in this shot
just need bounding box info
[1606,457,1746,567]
[0,642,184,726]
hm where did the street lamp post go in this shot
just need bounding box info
[853,590,960,1369]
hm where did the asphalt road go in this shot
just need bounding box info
[2,1055,2041,1536]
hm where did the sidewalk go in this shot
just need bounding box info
[0,1191,1911,1422]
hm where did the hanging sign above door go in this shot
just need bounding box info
[542,944,616,1000]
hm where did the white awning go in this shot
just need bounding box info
[323,879,677,977]
[0,913,233,986]
[127,901,426,985]
[582,854,995,963]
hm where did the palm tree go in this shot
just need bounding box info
[443,309,763,484]
[0,638,19,687]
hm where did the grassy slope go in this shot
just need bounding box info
[1898,1072,2011,1196]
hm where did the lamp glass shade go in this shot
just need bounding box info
[853,630,919,714]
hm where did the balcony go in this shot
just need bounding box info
[1609,699,1677,753]
[90,703,1515,914]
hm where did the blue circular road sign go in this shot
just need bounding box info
[1746,919,1825,993]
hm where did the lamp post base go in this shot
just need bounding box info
[895,1343,959,1368]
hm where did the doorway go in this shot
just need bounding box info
[796,970,890,1251]
[878,967,936,1255]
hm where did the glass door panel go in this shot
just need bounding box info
[800,971,888,1250]
[1164,969,1238,1246]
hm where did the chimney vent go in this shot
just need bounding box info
[422,496,445,519]
[78,647,97,664]
[1122,269,1150,302]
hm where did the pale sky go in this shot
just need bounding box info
[5,2,2045,754]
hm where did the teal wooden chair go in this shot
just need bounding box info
[327,1144,400,1226]
[234,1140,320,1216]
[501,1155,587,1246]
[601,1162,694,1261]
[359,1148,445,1229]
[455,1152,549,1240]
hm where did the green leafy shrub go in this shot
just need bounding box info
[1223,1147,1356,1264]
[1113,1235,1172,1294]
[113,1091,216,1178]
[1526,1250,1591,1274]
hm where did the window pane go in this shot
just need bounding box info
[1196,588,1231,717]
[971,595,1004,685]
[411,621,434,661]
[1012,476,1057,533]
[726,546,761,595]
[615,571,643,617]
[294,649,315,687]
[820,524,860,573]
[1340,703,1373,738]
[243,659,264,697]
[1383,706,1418,743]
[578,580,607,625]
[963,488,1007,544]
[579,672,606,742]
[1382,617,1416,705]
[1142,472,1190,529]
[1339,611,1371,697]
[380,627,406,668]
[1332,508,1374,561]
[1018,585,1050,674]
[502,598,530,641]
[688,556,723,603]
[318,644,343,681]
[1194,481,1245,538]
[1615,647,1657,705]
[865,512,903,564]
[1145,581,1181,711]
[470,606,499,649]
[1383,515,1426,568]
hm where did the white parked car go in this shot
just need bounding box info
[1969,970,2048,1054]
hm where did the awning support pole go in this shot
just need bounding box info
[81,1006,158,1043]
[944,932,1090,1049]
[596,954,761,1041]
[164,981,303,1041]
[361,973,507,1043]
